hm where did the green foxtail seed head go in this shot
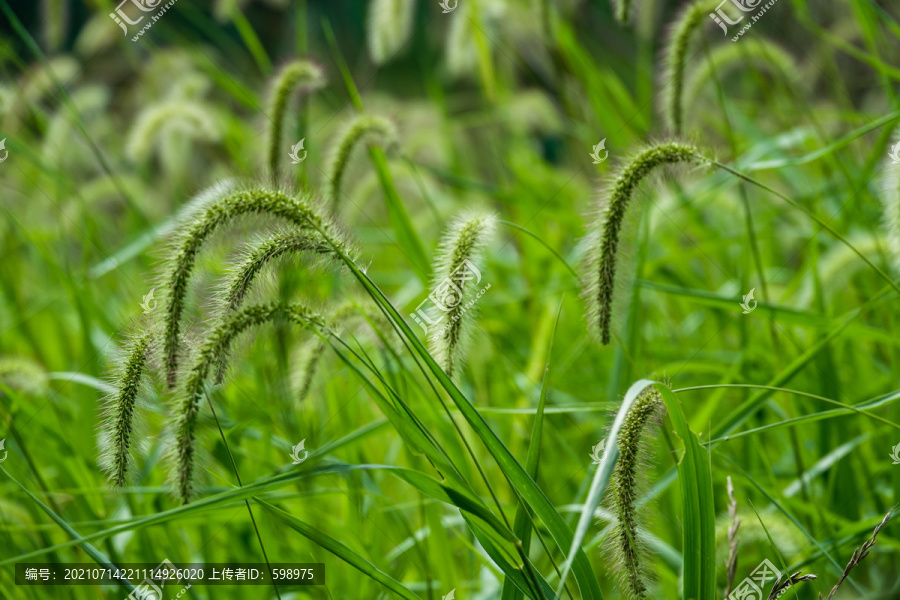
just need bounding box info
[211,227,350,383]
[662,1,717,134]
[0,355,49,397]
[266,60,326,176]
[683,39,798,111]
[427,211,497,378]
[126,99,220,163]
[173,301,326,502]
[880,130,900,273]
[607,387,664,600]
[160,185,344,388]
[326,114,398,212]
[99,331,154,488]
[583,142,702,345]
[367,0,417,65]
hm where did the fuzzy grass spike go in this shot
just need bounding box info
[266,60,325,176]
[428,211,496,378]
[174,302,326,502]
[100,331,153,488]
[160,186,344,388]
[366,0,417,65]
[607,387,664,599]
[325,114,397,212]
[662,1,717,133]
[583,142,702,345]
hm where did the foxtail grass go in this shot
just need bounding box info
[683,39,798,111]
[880,130,900,273]
[126,99,220,163]
[427,211,496,378]
[662,1,716,133]
[99,331,154,488]
[159,185,344,388]
[325,114,397,212]
[582,142,703,345]
[173,301,326,502]
[366,0,417,65]
[265,60,325,176]
[606,387,664,599]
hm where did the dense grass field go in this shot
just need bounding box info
[2,0,900,598]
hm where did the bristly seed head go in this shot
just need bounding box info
[427,210,496,378]
[160,185,343,389]
[325,114,398,213]
[266,60,325,176]
[173,301,326,503]
[662,1,717,134]
[582,142,703,345]
[607,388,665,600]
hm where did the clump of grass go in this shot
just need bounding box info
[606,387,665,600]
[325,114,397,212]
[265,60,326,176]
[817,509,893,600]
[661,1,716,133]
[173,301,326,502]
[159,184,344,388]
[366,0,417,65]
[99,331,154,488]
[427,211,496,378]
[582,142,703,345]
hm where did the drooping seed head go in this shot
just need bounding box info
[605,388,665,600]
[880,130,900,274]
[98,330,155,488]
[173,302,326,502]
[126,99,220,164]
[160,184,343,388]
[427,211,497,378]
[265,60,326,176]
[582,142,703,345]
[366,0,417,65]
[683,38,799,113]
[661,1,717,134]
[325,114,398,213]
